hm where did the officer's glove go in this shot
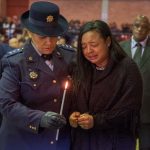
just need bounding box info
[40,111,66,129]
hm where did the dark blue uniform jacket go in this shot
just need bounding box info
[0,41,75,150]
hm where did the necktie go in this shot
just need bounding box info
[41,54,54,70]
[133,43,142,65]
[41,54,52,60]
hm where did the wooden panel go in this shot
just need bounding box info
[6,0,29,17]
[0,0,6,17]
[29,0,101,22]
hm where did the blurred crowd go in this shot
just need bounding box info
[0,16,132,50]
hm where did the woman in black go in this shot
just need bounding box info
[69,20,143,150]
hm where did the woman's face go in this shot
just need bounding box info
[81,30,110,67]
[29,32,58,54]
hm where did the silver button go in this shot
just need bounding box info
[50,141,54,144]
[33,84,37,87]
[52,80,57,83]
[54,99,57,102]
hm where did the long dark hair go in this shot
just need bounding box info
[73,20,126,93]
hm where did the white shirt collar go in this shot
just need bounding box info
[131,36,148,48]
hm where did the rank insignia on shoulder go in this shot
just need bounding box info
[56,51,62,58]
[5,48,23,57]
[57,44,75,52]
[59,44,72,48]
[29,71,38,80]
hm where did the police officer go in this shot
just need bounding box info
[0,1,75,150]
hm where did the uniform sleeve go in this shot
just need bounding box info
[93,59,143,133]
[0,57,45,134]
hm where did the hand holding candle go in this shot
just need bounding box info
[56,81,68,141]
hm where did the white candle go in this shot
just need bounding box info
[56,81,68,141]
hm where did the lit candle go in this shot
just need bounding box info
[56,81,68,141]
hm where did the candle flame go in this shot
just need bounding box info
[65,81,68,89]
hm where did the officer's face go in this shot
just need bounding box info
[29,32,58,54]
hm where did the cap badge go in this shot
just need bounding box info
[46,15,54,23]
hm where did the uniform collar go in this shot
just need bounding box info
[31,41,42,56]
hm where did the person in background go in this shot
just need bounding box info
[57,36,66,45]
[69,20,143,150]
[2,16,16,39]
[120,15,150,150]
[8,37,20,49]
[0,1,75,150]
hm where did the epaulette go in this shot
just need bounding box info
[57,44,75,52]
[5,48,23,58]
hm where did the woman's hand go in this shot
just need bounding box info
[78,113,94,130]
[69,112,80,128]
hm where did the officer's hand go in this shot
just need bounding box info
[40,111,66,129]
[69,112,80,128]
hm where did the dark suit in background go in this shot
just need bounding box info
[0,42,13,77]
[120,15,150,150]
[0,43,13,126]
